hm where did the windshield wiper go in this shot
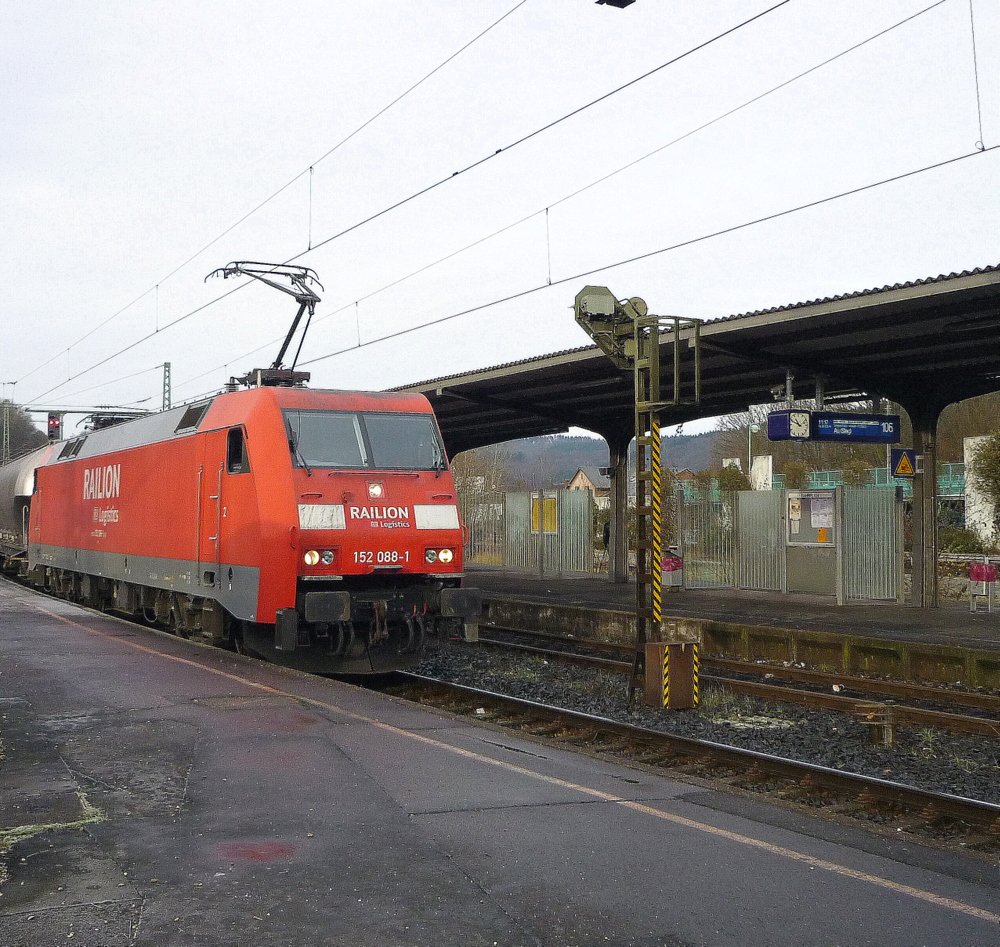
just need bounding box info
[288,434,313,477]
[432,444,446,478]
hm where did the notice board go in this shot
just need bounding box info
[786,490,836,546]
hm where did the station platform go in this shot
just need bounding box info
[2,579,1000,946]
[469,568,1000,687]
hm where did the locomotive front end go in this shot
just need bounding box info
[272,394,480,671]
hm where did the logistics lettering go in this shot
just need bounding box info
[83,464,121,500]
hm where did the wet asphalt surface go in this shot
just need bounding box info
[3,582,1000,947]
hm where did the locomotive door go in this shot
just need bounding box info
[196,432,226,589]
[218,426,256,578]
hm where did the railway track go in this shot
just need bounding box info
[474,625,1000,737]
[386,673,1000,849]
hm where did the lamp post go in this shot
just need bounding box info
[747,423,761,482]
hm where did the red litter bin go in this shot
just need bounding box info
[661,550,684,591]
[969,562,998,613]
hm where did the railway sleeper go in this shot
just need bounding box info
[775,774,828,802]
[728,763,773,787]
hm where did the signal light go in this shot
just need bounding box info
[47,413,62,441]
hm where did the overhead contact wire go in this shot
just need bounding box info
[54,363,167,402]
[296,0,793,259]
[16,1,530,393]
[968,0,985,149]
[27,0,792,405]
[299,145,998,368]
[177,0,947,393]
[176,0,810,394]
[308,0,531,171]
[26,281,250,404]
[14,286,157,387]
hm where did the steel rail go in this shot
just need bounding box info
[707,656,1000,714]
[481,623,1000,713]
[392,673,1000,838]
[472,632,1000,737]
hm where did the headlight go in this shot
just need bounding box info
[321,550,334,565]
[437,548,454,564]
[425,549,438,563]
[303,550,320,566]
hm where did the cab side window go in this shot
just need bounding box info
[226,427,249,474]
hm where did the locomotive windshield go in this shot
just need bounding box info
[284,410,445,470]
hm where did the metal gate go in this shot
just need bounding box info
[843,487,900,601]
[469,490,593,575]
[556,489,594,573]
[679,492,736,588]
[736,490,785,591]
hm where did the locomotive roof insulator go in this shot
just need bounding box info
[236,368,312,389]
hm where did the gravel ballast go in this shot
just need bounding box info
[417,638,1000,805]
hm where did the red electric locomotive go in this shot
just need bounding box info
[2,263,478,672]
[5,372,479,672]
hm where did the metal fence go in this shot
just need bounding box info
[462,482,899,599]
[677,487,898,601]
[678,492,736,588]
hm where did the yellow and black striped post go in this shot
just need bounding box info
[645,641,699,710]
[692,644,700,707]
[662,645,669,707]
[650,414,663,627]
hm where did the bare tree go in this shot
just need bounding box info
[451,444,515,497]
[937,392,1000,463]
[967,430,1000,538]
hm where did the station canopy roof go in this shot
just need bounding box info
[397,265,1000,456]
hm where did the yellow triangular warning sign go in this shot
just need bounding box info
[894,452,915,477]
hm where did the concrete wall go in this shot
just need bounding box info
[964,435,996,542]
[750,454,773,491]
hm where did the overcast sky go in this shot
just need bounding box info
[3,0,998,441]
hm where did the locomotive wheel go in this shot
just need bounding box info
[232,622,246,655]
[168,606,189,639]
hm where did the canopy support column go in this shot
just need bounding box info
[911,420,940,608]
[606,436,631,585]
[900,399,945,609]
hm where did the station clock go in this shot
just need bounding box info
[767,409,812,441]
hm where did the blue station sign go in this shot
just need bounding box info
[811,412,901,444]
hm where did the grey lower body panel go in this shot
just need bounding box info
[30,543,260,621]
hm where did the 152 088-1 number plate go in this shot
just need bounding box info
[353,550,410,565]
